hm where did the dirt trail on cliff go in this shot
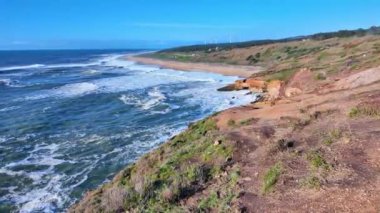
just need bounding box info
[213,67,380,212]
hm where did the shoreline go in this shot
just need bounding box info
[71,53,380,212]
[125,55,263,78]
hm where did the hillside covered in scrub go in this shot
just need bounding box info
[146,26,380,82]
[70,27,380,212]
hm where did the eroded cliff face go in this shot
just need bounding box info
[70,66,380,212]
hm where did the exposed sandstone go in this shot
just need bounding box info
[330,66,380,90]
[266,80,284,101]
[284,68,314,97]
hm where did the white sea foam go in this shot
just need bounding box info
[143,87,167,110]
[100,55,135,67]
[0,60,105,72]
[17,175,66,213]
[24,82,98,100]
[55,82,98,97]
[0,136,6,143]
[0,53,145,74]
[0,78,25,87]
[0,78,12,86]
[82,69,100,75]
[119,87,168,112]
[0,64,45,71]
[0,54,121,72]
[0,142,75,212]
[173,84,256,114]
[2,143,67,181]
[24,63,240,101]
[2,54,258,212]
[0,106,21,112]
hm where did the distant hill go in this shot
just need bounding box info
[161,26,380,52]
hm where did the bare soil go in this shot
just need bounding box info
[214,67,380,212]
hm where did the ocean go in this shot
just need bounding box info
[0,50,256,212]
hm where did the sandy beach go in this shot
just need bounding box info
[126,55,263,78]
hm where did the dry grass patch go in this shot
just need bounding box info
[349,105,380,118]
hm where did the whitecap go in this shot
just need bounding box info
[100,55,135,68]
[0,106,21,112]
[142,87,167,110]
[172,83,258,113]
[82,69,100,75]
[0,78,24,87]
[21,57,246,101]
[0,78,12,86]
[118,94,137,105]
[17,175,66,213]
[0,64,45,71]
[25,82,98,100]
[0,56,106,72]
[44,62,98,69]
[119,87,168,111]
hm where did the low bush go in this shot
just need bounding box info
[307,151,330,171]
[322,129,341,145]
[227,119,236,127]
[262,163,282,193]
[301,176,321,189]
[349,105,380,118]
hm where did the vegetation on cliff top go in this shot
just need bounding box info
[70,118,241,212]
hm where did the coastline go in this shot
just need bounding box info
[125,55,262,78]
[71,55,380,212]
[69,56,261,211]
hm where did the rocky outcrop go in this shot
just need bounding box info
[235,78,267,92]
[219,77,285,101]
[266,80,284,101]
[284,68,314,97]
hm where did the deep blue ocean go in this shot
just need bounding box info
[0,50,254,212]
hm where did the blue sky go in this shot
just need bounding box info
[1,0,379,50]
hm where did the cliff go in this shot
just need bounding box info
[70,29,380,212]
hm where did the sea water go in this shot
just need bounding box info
[0,50,256,212]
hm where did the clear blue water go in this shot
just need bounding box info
[0,50,255,212]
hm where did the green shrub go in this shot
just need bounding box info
[322,129,341,145]
[198,192,219,210]
[307,151,330,170]
[227,119,236,127]
[349,106,380,118]
[262,163,282,193]
[315,72,326,80]
[264,69,297,82]
[239,118,257,126]
[301,176,321,189]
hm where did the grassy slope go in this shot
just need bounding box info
[70,118,242,212]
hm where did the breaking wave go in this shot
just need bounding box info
[0,50,258,212]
